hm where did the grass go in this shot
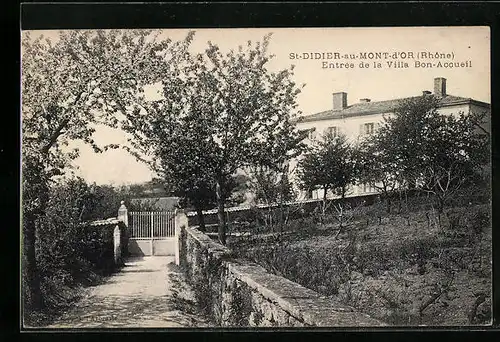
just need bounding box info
[228,203,492,326]
[24,271,106,327]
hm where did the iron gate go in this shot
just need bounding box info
[128,211,176,256]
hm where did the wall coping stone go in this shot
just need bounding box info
[183,225,387,327]
[185,226,231,257]
[227,261,386,326]
[87,218,122,227]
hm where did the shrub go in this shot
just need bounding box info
[25,177,122,325]
[234,242,351,296]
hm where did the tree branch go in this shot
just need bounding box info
[41,118,70,155]
[40,89,86,155]
[419,275,454,316]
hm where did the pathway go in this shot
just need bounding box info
[47,256,210,328]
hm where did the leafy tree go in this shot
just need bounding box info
[367,95,489,215]
[358,136,401,213]
[247,165,295,206]
[244,121,307,231]
[298,133,360,219]
[194,34,305,245]
[417,112,489,214]
[244,164,296,231]
[123,33,305,244]
[157,108,220,232]
[32,176,127,324]
[83,184,134,220]
[376,96,444,188]
[21,29,193,314]
[124,99,223,231]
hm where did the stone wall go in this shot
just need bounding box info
[176,223,386,327]
[88,218,128,269]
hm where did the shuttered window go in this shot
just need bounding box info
[326,126,338,137]
[359,122,375,136]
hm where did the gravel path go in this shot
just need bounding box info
[47,256,209,328]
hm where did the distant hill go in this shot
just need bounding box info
[129,197,181,211]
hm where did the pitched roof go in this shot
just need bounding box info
[297,95,490,123]
[88,218,121,227]
[130,197,180,211]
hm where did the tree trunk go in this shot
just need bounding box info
[195,206,206,232]
[434,196,444,228]
[267,207,273,231]
[398,190,402,213]
[22,212,44,315]
[22,161,47,317]
[322,186,328,223]
[216,180,227,245]
[279,209,284,233]
[383,183,391,214]
[437,196,445,215]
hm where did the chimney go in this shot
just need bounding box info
[360,98,371,103]
[332,92,347,110]
[434,77,447,97]
[422,90,432,96]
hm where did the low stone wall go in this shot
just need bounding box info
[88,218,128,269]
[177,224,386,327]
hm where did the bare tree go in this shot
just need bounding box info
[420,162,469,226]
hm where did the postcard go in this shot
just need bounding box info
[21,26,491,329]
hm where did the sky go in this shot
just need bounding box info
[27,27,490,186]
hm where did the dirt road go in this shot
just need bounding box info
[47,256,209,328]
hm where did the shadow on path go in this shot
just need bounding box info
[46,256,210,328]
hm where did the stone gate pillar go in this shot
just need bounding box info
[113,224,122,266]
[117,201,129,259]
[174,209,188,265]
[117,201,128,227]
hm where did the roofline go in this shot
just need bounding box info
[296,97,491,124]
[297,110,384,123]
[444,98,490,109]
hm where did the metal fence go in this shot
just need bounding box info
[129,211,175,239]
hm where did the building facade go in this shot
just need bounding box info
[293,77,490,200]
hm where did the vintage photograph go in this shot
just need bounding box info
[21,27,491,328]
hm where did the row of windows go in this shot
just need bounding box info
[305,183,378,199]
[307,122,378,140]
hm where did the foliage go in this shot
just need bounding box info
[358,135,400,213]
[127,178,171,198]
[297,133,360,224]
[123,33,305,244]
[81,183,130,220]
[28,177,119,326]
[22,29,193,165]
[243,163,299,232]
[361,95,490,215]
[298,133,360,199]
[22,29,193,319]
[230,202,491,326]
[246,165,295,206]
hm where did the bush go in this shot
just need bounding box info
[25,177,122,325]
[234,242,351,296]
[229,200,491,326]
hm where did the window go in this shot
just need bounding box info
[308,129,317,140]
[326,126,338,137]
[360,122,375,136]
[364,123,374,135]
[363,183,376,193]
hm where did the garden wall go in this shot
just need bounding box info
[176,218,385,327]
[87,218,128,270]
[186,194,380,230]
